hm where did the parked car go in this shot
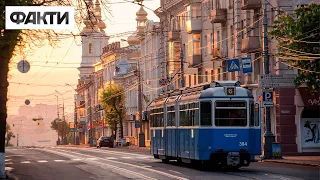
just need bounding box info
[97,136,113,148]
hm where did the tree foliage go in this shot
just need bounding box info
[99,84,126,138]
[270,3,320,93]
[50,119,70,141]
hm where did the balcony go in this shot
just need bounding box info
[188,55,202,67]
[241,36,261,53]
[211,9,227,23]
[241,0,262,10]
[186,19,202,34]
[168,31,180,41]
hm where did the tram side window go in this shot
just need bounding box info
[179,103,199,126]
[215,101,247,127]
[167,106,175,126]
[200,101,212,126]
[150,108,164,127]
[250,103,254,126]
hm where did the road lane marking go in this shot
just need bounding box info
[105,157,117,160]
[121,157,131,159]
[49,148,189,180]
[21,161,30,163]
[54,160,65,162]
[37,148,156,180]
[5,159,11,162]
[37,160,48,163]
[72,158,82,161]
[169,170,182,175]
[87,158,98,161]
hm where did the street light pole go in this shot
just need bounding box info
[262,0,275,159]
[54,95,60,145]
[55,90,65,145]
[137,58,145,147]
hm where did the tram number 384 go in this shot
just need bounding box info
[239,142,248,146]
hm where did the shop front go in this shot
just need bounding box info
[296,87,320,153]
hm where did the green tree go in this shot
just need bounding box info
[270,3,320,93]
[50,119,70,144]
[5,124,14,147]
[99,84,126,139]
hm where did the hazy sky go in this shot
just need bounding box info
[7,0,160,115]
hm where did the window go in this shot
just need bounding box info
[200,101,212,126]
[217,31,220,49]
[191,4,201,18]
[229,0,233,8]
[230,25,234,48]
[208,33,211,54]
[194,74,197,85]
[218,68,221,80]
[150,108,164,127]
[89,43,93,54]
[179,102,199,126]
[240,20,244,39]
[211,70,214,82]
[205,71,208,82]
[189,75,192,87]
[168,42,181,74]
[193,34,201,55]
[215,101,247,127]
[204,35,207,55]
[167,106,175,126]
[198,72,202,83]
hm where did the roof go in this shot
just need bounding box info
[200,87,254,99]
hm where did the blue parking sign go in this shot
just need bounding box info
[226,59,240,72]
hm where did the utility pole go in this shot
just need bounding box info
[88,77,94,146]
[55,95,60,145]
[263,0,275,159]
[180,31,185,88]
[137,59,145,147]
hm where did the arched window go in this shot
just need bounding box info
[89,43,93,54]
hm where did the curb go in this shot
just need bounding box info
[262,160,320,167]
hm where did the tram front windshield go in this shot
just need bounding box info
[215,101,247,127]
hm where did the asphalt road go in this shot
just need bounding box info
[5,146,320,180]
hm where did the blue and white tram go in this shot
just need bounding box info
[149,81,261,168]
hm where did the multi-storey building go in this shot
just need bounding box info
[76,0,109,144]
[154,0,320,154]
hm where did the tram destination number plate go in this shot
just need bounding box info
[259,74,297,88]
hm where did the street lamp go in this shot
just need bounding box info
[65,83,80,145]
[55,90,65,145]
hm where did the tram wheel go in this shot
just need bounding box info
[161,159,169,163]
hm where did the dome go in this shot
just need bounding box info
[136,7,148,17]
[97,20,106,30]
[127,34,140,45]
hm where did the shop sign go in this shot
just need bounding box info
[299,88,320,106]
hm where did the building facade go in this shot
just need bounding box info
[153,0,319,154]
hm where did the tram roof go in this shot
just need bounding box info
[200,86,253,99]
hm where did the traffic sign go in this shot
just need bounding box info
[241,57,252,73]
[262,89,274,107]
[226,58,240,72]
[259,74,297,88]
[17,60,30,73]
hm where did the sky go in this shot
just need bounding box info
[7,0,160,116]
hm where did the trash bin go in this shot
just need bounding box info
[272,142,282,159]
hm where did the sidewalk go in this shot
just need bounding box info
[58,144,91,148]
[262,156,320,167]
